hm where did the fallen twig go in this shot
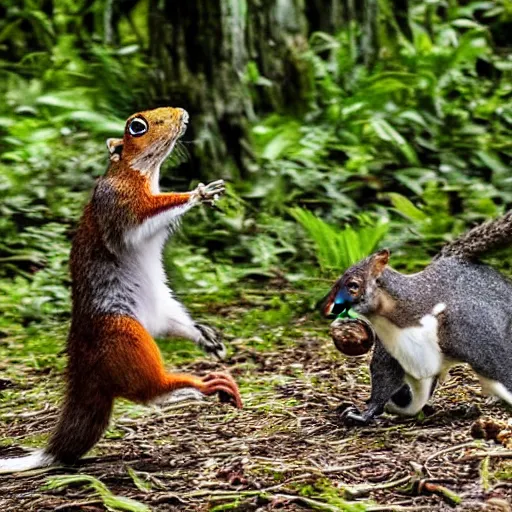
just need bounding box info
[416,480,461,506]
[423,442,477,476]
[460,450,512,461]
[344,475,412,498]
[53,499,104,511]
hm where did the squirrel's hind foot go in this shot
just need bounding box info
[336,402,382,427]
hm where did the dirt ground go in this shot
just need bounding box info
[0,300,511,512]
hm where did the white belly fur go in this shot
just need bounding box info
[370,303,446,380]
[128,232,173,337]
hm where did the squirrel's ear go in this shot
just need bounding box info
[106,138,124,161]
[370,249,390,277]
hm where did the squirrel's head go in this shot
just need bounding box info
[322,249,390,317]
[106,107,188,175]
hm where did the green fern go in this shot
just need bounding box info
[290,208,389,273]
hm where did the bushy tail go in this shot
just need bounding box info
[0,385,113,474]
[0,450,54,474]
[435,211,512,261]
[46,385,113,465]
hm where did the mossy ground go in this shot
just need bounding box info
[0,289,511,511]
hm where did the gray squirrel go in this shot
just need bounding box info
[322,211,512,425]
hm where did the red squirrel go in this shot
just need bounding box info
[0,107,242,473]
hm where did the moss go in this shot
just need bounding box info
[296,479,370,511]
[104,428,126,440]
[493,461,512,481]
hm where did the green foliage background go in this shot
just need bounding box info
[0,0,511,336]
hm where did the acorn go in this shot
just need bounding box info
[330,314,376,357]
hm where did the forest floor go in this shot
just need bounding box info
[0,289,511,512]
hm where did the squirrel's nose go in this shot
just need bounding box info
[179,109,189,125]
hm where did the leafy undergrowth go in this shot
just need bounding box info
[0,291,511,512]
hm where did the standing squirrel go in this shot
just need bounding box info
[0,107,242,473]
[322,212,512,425]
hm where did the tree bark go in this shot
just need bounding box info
[147,0,348,180]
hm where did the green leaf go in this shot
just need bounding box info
[127,467,152,492]
[66,111,125,134]
[370,118,419,165]
[44,474,151,512]
[36,91,92,111]
[388,193,427,222]
[116,45,140,56]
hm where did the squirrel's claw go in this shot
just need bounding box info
[195,323,227,360]
[337,405,373,426]
[200,372,243,408]
[194,180,226,205]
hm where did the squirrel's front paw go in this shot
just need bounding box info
[195,323,227,360]
[193,180,225,206]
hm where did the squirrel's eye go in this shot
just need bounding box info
[128,118,148,137]
[346,281,360,293]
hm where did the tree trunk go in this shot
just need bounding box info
[147,0,349,180]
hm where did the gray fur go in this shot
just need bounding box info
[377,258,512,388]
[334,256,512,425]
